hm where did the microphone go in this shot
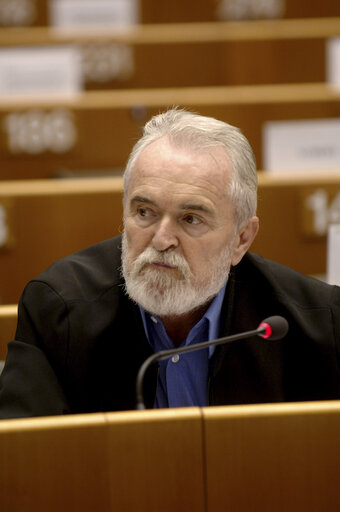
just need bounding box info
[135,315,288,410]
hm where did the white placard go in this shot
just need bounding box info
[49,0,139,27]
[327,224,340,285]
[0,46,82,95]
[216,0,284,21]
[263,118,340,172]
[326,37,340,86]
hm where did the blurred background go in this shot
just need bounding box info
[1,0,340,309]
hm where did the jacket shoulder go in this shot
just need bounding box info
[240,253,340,309]
[26,235,123,302]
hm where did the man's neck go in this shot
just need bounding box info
[159,303,211,347]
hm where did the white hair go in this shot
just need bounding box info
[123,107,257,228]
[121,231,234,317]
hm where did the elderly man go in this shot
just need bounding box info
[1,108,340,418]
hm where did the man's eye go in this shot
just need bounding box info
[184,214,202,225]
[137,207,150,217]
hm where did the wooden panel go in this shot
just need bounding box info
[0,408,203,512]
[0,413,112,512]
[0,177,124,304]
[284,1,340,19]
[0,304,17,359]
[106,409,205,511]
[252,171,340,276]
[140,0,215,23]
[2,18,340,89]
[1,83,340,179]
[203,401,340,511]
[220,38,325,86]
[3,17,340,46]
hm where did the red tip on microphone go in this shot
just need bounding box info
[259,322,272,339]
[257,316,289,340]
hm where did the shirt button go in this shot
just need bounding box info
[150,316,158,324]
[171,355,180,363]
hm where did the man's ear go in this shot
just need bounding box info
[231,216,259,266]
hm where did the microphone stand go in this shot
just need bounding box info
[135,324,266,410]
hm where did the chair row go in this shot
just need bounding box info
[1,82,340,179]
[0,171,338,306]
[1,18,340,90]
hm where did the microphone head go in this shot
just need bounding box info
[258,316,289,340]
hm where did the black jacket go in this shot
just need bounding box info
[1,235,340,419]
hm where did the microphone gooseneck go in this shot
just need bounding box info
[136,315,289,410]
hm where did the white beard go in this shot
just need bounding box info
[121,233,234,317]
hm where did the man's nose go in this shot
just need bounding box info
[151,217,179,252]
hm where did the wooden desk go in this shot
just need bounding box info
[0,402,339,511]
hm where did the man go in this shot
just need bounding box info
[1,108,340,418]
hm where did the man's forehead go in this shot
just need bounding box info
[136,137,230,164]
[131,141,232,186]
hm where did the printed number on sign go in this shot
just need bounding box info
[3,109,77,154]
[306,189,340,236]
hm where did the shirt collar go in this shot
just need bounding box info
[139,284,227,355]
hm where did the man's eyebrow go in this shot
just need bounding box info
[129,196,214,215]
[180,203,214,215]
[130,195,157,207]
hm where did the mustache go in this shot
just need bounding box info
[131,247,192,280]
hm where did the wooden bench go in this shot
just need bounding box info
[1,83,340,179]
[0,171,338,305]
[1,18,340,90]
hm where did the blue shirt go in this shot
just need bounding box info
[139,285,226,408]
